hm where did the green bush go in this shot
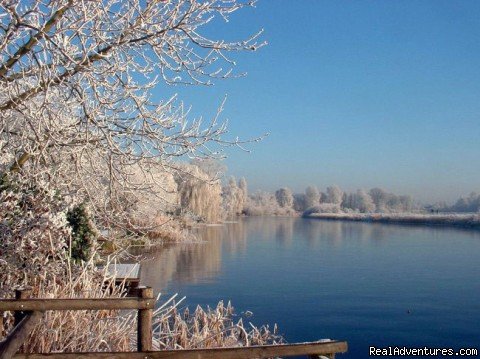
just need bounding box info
[66,204,96,262]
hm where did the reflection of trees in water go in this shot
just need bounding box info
[139,218,480,295]
[299,218,480,247]
[219,221,247,254]
[298,220,377,246]
[139,233,221,295]
[243,217,296,245]
[139,222,247,295]
[275,219,294,246]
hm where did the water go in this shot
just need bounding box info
[139,217,480,358]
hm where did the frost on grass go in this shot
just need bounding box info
[152,300,282,350]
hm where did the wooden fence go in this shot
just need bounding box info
[0,287,348,359]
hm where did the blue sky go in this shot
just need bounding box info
[158,1,480,203]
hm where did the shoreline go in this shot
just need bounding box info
[303,212,480,229]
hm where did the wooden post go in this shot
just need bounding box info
[13,290,32,327]
[0,311,43,359]
[137,287,153,352]
[0,313,4,338]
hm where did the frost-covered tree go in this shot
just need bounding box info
[320,192,328,203]
[222,176,244,218]
[175,165,222,223]
[305,186,320,209]
[293,193,307,212]
[239,177,248,198]
[369,188,389,212]
[0,174,73,296]
[275,188,294,208]
[244,191,286,216]
[398,195,414,212]
[353,189,375,213]
[235,178,247,215]
[326,185,343,205]
[449,192,480,212]
[0,0,264,229]
[191,159,227,180]
[366,188,415,213]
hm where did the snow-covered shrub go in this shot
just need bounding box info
[0,174,137,352]
[0,174,73,297]
[303,203,342,216]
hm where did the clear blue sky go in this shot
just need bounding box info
[159,1,480,203]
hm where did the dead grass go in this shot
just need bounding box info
[151,298,282,350]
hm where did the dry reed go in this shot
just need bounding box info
[3,258,282,354]
[151,299,283,350]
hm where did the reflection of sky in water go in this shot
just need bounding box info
[138,217,480,359]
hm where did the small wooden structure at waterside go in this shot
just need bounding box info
[0,287,348,359]
[102,263,141,294]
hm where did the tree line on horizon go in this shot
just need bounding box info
[243,185,416,216]
[240,184,480,216]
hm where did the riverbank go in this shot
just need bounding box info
[304,212,480,228]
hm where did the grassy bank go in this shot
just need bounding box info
[304,212,480,229]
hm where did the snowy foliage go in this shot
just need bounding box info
[303,203,342,215]
[304,186,320,209]
[175,164,222,223]
[244,184,420,216]
[275,187,294,208]
[368,188,415,212]
[0,174,73,296]
[0,0,264,230]
[448,192,480,213]
[191,159,227,180]
[222,177,246,218]
[326,185,343,205]
[342,189,375,213]
[244,190,295,216]
[293,193,307,212]
[239,177,248,199]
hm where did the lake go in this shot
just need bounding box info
[139,217,480,358]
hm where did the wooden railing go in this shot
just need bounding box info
[0,288,348,359]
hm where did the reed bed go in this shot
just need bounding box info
[151,299,282,350]
[2,258,282,354]
[1,257,135,353]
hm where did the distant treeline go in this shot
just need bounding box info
[433,192,480,213]
[243,185,480,216]
[244,186,415,216]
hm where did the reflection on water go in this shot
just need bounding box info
[138,218,480,295]
[137,222,247,295]
[136,217,480,359]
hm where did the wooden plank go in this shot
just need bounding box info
[12,340,348,359]
[0,299,154,312]
[0,311,43,359]
[136,287,153,352]
[104,264,140,281]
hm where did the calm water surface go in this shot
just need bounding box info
[139,217,480,358]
